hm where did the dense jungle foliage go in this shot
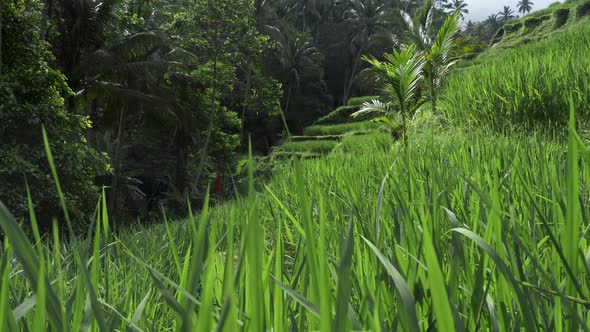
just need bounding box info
[0,0,450,227]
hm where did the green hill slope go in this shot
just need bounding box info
[444,13,590,132]
[491,0,590,48]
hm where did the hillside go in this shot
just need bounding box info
[2,3,590,331]
[492,0,590,48]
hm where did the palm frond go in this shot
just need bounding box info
[110,33,166,60]
[164,47,199,64]
[76,81,169,106]
[351,100,392,118]
[112,61,182,77]
[380,45,425,111]
[371,116,398,131]
[429,13,460,88]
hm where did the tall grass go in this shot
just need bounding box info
[279,140,339,154]
[1,103,589,330]
[304,121,377,136]
[443,23,590,131]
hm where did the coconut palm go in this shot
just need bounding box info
[45,0,120,96]
[273,29,323,136]
[422,13,461,113]
[517,0,534,15]
[351,45,426,143]
[487,13,500,26]
[340,0,389,104]
[444,0,469,20]
[284,0,331,35]
[77,33,196,218]
[498,6,516,22]
[401,2,462,112]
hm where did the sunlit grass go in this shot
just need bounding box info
[1,105,589,330]
[443,22,590,132]
[304,121,377,136]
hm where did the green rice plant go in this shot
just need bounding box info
[303,121,377,136]
[443,22,590,131]
[332,131,392,155]
[1,100,590,331]
[277,140,339,154]
[290,135,342,142]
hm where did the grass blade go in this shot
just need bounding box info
[361,235,419,332]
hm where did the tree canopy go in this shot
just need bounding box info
[1,0,474,229]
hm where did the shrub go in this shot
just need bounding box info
[504,22,523,33]
[554,8,571,27]
[524,15,551,29]
[576,0,590,18]
[491,28,505,44]
[0,4,106,230]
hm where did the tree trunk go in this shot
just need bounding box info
[175,143,188,198]
[302,6,307,32]
[343,46,364,105]
[430,81,436,113]
[192,50,219,193]
[0,0,2,74]
[280,86,292,137]
[241,67,252,138]
[427,66,437,113]
[108,105,126,220]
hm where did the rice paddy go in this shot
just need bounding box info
[2,4,590,332]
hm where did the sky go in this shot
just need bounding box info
[463,0,559,22]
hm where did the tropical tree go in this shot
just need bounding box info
[172,0,272,198]
[464,13,502,43]
[517,0,534,15]
[351,45,426,143]
[44,0,120,103]
[340,0,390,104]
[422,13,461,113]
[273,28,324,134]
[498,6,516,22]
[487,13,500,26]
[401,2,462,112]
[77,32,184,218]
[444,0,468,20]
[286,0,331,38]
[1,1,106,228]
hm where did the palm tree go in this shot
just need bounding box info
[351,45,426,143]
[401,2,462,112]
[78,33,193,218]
[340,0,389,104]
[487,13,500,25]
[45,0,120,98]
[284,0,331,36]
[422,13,461,112]
[444,0,469,20]
[273,29,323,136]
[481,13,502,40]
[498,6,516,22]
[517,0,534,15]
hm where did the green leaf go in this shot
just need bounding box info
[361,236,420,332]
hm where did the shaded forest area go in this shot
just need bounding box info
[1,0,490,229]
